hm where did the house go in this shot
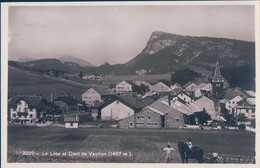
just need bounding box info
[150,81,171,93]
[64,115,79,128]
[82,88,102,105]
[82,87,115,105]
[118,97,187,129]
[170,83,181,91]
[220,95,243,113]
[193,96,217,120]
[198,83,212,92]
[53,95,79,114]
[118,106,164,129]
[183,82,197,91]
[171,88,192,103]
[8,95,47,124]
[235,98,255,120]
[116,81,133,93]
[133,80,152,90]
[99,95,146,121]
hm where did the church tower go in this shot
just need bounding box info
[210,61,224,95]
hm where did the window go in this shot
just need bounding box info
[233,101,235,104]
[12,113,16,118]
[176,118,179,122]
[70,122,73,126]
[129,122,133,127]
[181,93,183,96]
[148,116,151,120]
[251,115,255,118]
[184,98,186,101]
[29,114,33,118]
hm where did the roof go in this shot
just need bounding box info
[171,88,190,97]
[100,95,146,110]
[245,90,255,98]
[222,88,247,100]
[151,97,189,115]
[146,106,165,116]
[138,97,155,106]
[8,95,45,107]
[154,81,170,88]
[220,99,229,104]
[246,98,255,106]
[64,116,79,122]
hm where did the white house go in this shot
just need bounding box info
[8,96,47,124]
[177,92,192,103]
[224,95,243,112]
[64,115,79,128]
[82,88,102,105]
[99,95,145,121]
[116,81,133,93]
[151,82,171,93]
[235,98,255,120]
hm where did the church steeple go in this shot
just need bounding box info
[210,61,224,95]
[214,61,221,77]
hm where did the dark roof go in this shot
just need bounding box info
[182,81,192,88]
[125,80,135,86]
[222,88,247,100]
[170,88,190,97]
[8,95,45,107]
[94,87,115,96]
[100,95,146,110]
[64,116,79,122]
[137,97,155,106]
[53,95,79,106]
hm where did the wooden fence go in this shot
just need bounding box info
[207,153,255,164]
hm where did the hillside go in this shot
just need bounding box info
[8,66,90,101]
[58,55,96,67]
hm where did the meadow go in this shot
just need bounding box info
[8,126,255,163]
[8,66,171,101]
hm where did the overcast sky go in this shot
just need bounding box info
[8,5,255,65]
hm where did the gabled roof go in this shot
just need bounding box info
[222,88,247,100]
[246,98,255,106]
[8,95,45,107]
[83,87,114,96]
[124,80,135,86]
[171,88,190,97]
[64,116,79,122]
[150,98,184,115]
[100,95,146,110]
[146,106,165,116]
[245,90,255,98]
[138,97,155,106]
[154,81,171,89]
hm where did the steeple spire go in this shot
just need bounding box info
[214,61,221,77]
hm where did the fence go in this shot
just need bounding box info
[213,154,255,164]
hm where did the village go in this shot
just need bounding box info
[7,61,256,132]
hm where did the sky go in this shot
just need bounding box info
[8,5,255,66]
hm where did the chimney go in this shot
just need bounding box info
[168,95,172,106]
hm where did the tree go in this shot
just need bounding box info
[237,113,247,125]
[132,84,150,95]
[79,71,83,78]
[194,111,211,125]
[223,113,236,127]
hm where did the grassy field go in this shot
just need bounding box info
[8,66,171,101]
[8,126,255,163]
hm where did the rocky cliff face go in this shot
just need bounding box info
[128,31,255,71]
